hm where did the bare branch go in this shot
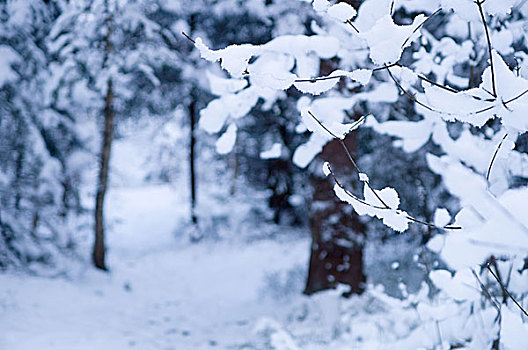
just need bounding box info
[181,31,196,44]
[486,133,508,184]
[472,269,502,313]
[486,263,528,317]
[345,19,360,34]
[401,8,442,49]
[475,0,497,97]
[294,62,399,84]
[386,66,437,112]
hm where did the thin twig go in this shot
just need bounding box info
[486,133,508,183]
[386,66,437,112]
[505,88,528,104]
[486,263,528,317]
[472,269,502,313]
[416,74,459,93]
[181,31,195,44]
[475,0,497,97]
[295,75,345,83]
[294,63,399,84]
[401,8,442,49]
[345,19,360,34]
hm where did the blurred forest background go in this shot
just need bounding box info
[1,0,527,349]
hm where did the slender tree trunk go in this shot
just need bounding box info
[189,97,198,225]
[93,78,114,271]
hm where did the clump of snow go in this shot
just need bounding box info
[206,71,247,96]
[215,123,237,154]
[322,162,331,176]
[433,208,451,227]
[360,14,427,65]
[327,3,357,22]
[260,143,282,159]
[312,0,329,12]
[195,37,260,77]
[334,182,410,232]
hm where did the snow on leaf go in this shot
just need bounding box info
[292,133,329,168]
[199,87,260,133]
[206,71,247,96]
[441,0,481,22]
[348,69,372,85]
[260,143,282,159]
[360,14,427,65]
[364,185,399,209]
[323,162,331,176]
[429,268,481,301]
[333,181,410,232]
[425,50,528,132]
[199,98,229,133]
[194,37,260,77]
[501,307,528,350]
[294,78,340,95]
[215,123,237,155]
[433,208,451,227]
[483,0,520,17]
[327,3,357,22]
[293,69,371,95]
[367,115,434,153]
[359,173,369,182]
[312,0,330,12]
[248,52,296,90]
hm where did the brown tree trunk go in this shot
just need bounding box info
[304,134,366,296]
[93,78,114,271]
[189,97,198,225]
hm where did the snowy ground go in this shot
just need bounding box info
[0,229,311,349]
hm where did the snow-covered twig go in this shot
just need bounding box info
[309,111,462,231]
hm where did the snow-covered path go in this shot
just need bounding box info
[0,184,310,350]
[0,127,312,350]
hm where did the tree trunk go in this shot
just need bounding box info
[189,97,198,225]
[93,78,114,271]
[304,134,366,296]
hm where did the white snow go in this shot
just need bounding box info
[360,14,427,65]
[215,123,237,154]
[260,143,282,159]
[327,3,357,22]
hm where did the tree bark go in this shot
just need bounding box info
[304,134,366,296]
[189,97,198,225]
[93,78,114,271]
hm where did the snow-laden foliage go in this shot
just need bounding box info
[0,1,87,269]
[196,0,528,346]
